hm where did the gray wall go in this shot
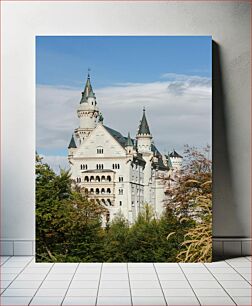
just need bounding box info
[1,1,250,255]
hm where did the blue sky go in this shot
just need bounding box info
[36,36,212,172]
[36,36,211,87]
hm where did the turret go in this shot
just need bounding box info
[136,108,152,154]
[125,132,134,154]
[169,149,183,170]
[68,134,77,156]
[75,72,100,143]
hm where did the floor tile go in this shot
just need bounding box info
[0,280,12,288]
[163,288,195,296]
[1,274,17,281]
[8,256,33,261]
[129,274,157,281]
[193,288,228,296]
[131,288,163,296]
[74,273,100,281]
[98,288,130,296]
[67,288,98,296]
[165,296,200,305]
[97,296,132,305]
[8,280,42,289]
[99,281,129,288]
[182,267,209,274]
[70,280,99,288]
[30,296,64,305]
[228,261,252,268]
[219,280,252,288]
[226,257,250,263]
[128,263,153,268]
[27,262,53,268]
[189,280,222,288]
[35,287,67,296]
[204,262,230,267]
[155,267,182,273]
[241,273,252,283]
[40,280,71,288]
[158,273,186,281]
[235,267,252,274]
[22,267,50,274]
[2,261,28,268]
[225,288,252,296]
[1,267,23,274]
[45,273,73,281]
[101,273,128,281]
[102,266,127,273]
[185,273,215,281]
[0,296,32,305]
[76,267,101,273]
[16,273,46,281]
[214,273,246,281]
[128,268,156,274]
[50,265,78,274]
[198,296,236,305]
[130,280,160,289]
[208,267,236,274]
[1,288,37,296]
[232,296,252,305]
[132,296,166,305]
[160,280,190,288]
[62,296,96,305]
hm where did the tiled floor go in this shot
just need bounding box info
[0,256,251,305]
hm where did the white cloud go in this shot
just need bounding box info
[37,73,211,170]
[41,155,70,174]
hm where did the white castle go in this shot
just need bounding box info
[68,74,183,224]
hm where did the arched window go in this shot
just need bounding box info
[101,188,105,194]
[90,188,94,194]
[90,176,94,182]
[118,164,120,169]
[97,147,104,154]
[95,188,99,194]
[96,176,100,182]
[107,199,112,206]
[84,176,89,182]
[107,188,111,194]
[101,175,105,182]
[107,175,111,182]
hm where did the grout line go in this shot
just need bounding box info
[95,263,103,306]
[28,261,55,305]
[153,263,168,306]
[0,256,34,296]
[61,263,80,305]
[127,262,133,306]
[225,260,252,286]
[178,263,202,306]
[203,263,238,305]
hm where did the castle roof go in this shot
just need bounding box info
[126,132,134,147]
[80,73,95,104]
[68,134,77,149]
[137,108,151,135]
[169,149,183,158]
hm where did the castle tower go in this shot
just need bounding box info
[68,134,77,157]
[125,132,134,155]
[169,149,183,170]
[74,73,100,144]
[136,108,152,154]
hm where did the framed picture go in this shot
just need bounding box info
[36,36,212,262]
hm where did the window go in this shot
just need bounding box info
[97,147,103,154]
[81,164,88,170]
[76,177,81,183]
[119,188,123,195]
[96,164,104,170]
[119,176,123,182]
[119,201,122,206]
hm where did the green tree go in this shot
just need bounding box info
[36,154,106,262]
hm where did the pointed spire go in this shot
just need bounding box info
[138,107,151,135]
[68,134,77,149]
[80,71,95,103]
[126,132,133,147]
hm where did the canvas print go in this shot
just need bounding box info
[36,36,212,262]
